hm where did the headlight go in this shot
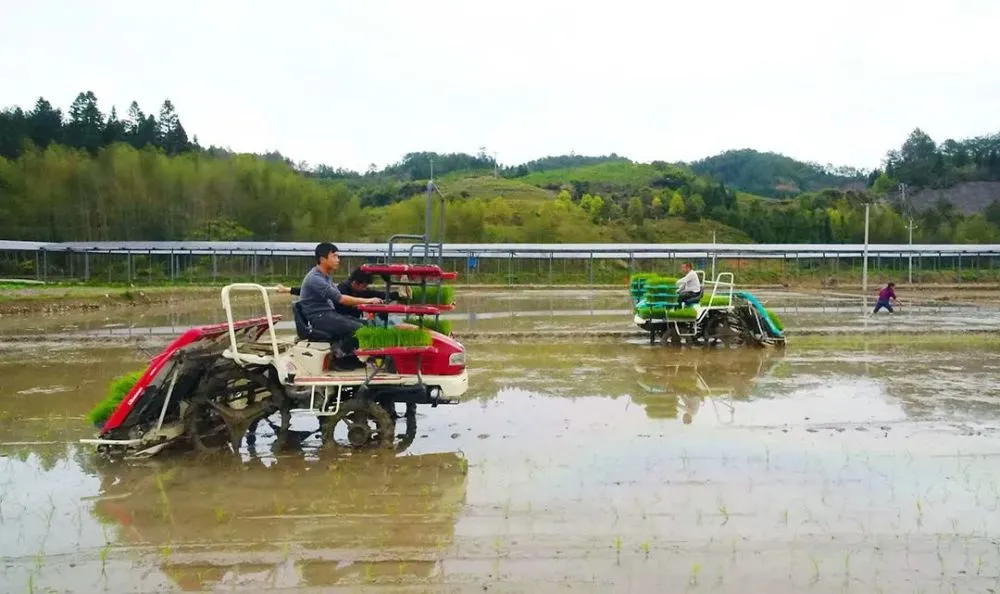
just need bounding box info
[448,351,466,367]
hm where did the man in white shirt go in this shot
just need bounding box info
[676,262,702,306]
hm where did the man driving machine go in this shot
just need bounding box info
[294,242,383,353]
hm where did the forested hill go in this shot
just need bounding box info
[689,149,868,198]
[691,130,1000,214]
[2,92,1000,246]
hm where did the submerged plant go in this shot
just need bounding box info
[719,504,730,525]
[688,562,702,586]
[86,370,145,427]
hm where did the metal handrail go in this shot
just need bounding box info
[220,283,281,369]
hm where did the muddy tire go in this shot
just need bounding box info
[183,399,231,453]
[320,398,394,450]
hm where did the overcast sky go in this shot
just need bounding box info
[2,0,998,172]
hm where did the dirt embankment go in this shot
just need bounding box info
[0,287,220,316]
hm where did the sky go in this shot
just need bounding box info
[2,0,999,173]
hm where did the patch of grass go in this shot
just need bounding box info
[402,316,452,335]
[355,326,433,349]
[439,176,555,202]
[408,284,455,305]
[87,370,145,427]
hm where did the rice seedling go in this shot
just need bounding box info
[666,307,697,320]
[408,284,456,305]
[354,326,433,350]
[688,562,701,586]
[718,504,729,525]
[764,308,783,331]
[86,370,144,427]
[640,540,650,559]
[402,316,452,335]
[809,556,820,584]
[699,294,731,307]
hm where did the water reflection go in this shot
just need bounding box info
[88,448,468,590]
[629,348,785,422]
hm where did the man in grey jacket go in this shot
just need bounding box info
[298,242,383,352]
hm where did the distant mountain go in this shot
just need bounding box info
[688,149,868,198]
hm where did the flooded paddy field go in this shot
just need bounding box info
[1,290,1000,592]
[1,287,999,342]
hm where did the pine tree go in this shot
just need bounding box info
[103,107,128,145]
[27,98,63,149]
[65,91,104,153]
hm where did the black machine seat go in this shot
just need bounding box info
[292,300,335,342]
[678,289,704,307]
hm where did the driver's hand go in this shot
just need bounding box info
[275,284,290,294]
[368,297,383,304]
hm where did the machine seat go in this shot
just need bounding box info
[292,300,336,342]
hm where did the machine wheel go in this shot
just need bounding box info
[320,398,394,450]
[183,365,282,454]
[380,401,418,453]
[661,324,681,346]
[702,313,740,346]
[184,399,232,453]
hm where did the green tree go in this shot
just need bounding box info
[684,194,705,221]
[27,98,63,149]
[627,196,644,224]
[64,91,104,153]
[871,171,897,196]
[667,192,686,216]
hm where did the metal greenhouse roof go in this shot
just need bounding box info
[2,240,1000,259]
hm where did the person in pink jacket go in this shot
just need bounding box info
[873,282,900,314]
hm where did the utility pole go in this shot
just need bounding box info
[425,159,434,261]
[863,200,870,299]
[711,230,717,279]
[901,182,914,285]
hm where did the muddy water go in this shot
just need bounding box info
[2,336,1000,592]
